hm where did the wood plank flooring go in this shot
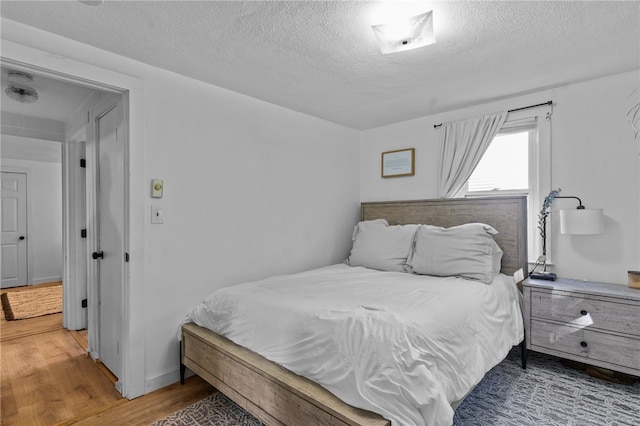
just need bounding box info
[61,378,216,426]
[1,283,215,425]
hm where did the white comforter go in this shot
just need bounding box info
[186,264,523,426]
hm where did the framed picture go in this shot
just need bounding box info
[381,148,415,178]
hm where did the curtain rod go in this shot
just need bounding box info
[433,100,553,129]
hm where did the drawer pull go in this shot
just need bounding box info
[580,341,588,348]
[580,310,588,315]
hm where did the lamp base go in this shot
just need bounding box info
[530,271,557,281]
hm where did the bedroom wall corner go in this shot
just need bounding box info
[359,70,640,285]
[140,71,361,390]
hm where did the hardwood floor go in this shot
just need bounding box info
[1,283,215,425]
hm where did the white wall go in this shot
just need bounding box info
[1,19,361,396]
[1,155,63,284]
[360,70,640,285]
[142,71,361,390]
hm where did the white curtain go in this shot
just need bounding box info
[438,112,508,198]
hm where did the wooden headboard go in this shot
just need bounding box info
[360,196,528,278]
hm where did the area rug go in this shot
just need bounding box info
[1,285,63,321]
[151,392,265,426]
[452,349,639,426]
[153,348,639,426]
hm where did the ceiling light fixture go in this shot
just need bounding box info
[371,10,436,55]
[5,84,39,104]
[4,70,39,103]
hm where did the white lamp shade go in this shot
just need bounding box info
[559,209,604,235]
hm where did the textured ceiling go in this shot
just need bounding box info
[1,1,639,130]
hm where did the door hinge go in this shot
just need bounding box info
[81,299,88,308]
[80,159,86,168]
[81,229,87,238]
[125,252,129,262]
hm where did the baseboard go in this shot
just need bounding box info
[32,276,63,285]
[144,367,185,393]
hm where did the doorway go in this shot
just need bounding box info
[87,94,126,385]
[1,61,129,395]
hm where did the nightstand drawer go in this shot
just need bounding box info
[530,319,640,371]
[530,291,640,336]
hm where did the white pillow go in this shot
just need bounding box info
[407,223,501,284]
[490,239,504,276]
[348,220,419,272]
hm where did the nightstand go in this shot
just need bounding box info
[523,277,640,377]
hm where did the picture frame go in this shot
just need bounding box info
[381,148,415,178]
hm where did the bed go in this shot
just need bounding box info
[181,197,528,426]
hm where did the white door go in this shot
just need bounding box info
[1,172,28,288]
[92,97,125,383]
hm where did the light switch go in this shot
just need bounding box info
[151,206,164,224]
[151,179,163,198]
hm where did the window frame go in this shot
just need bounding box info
[457,107,552,264]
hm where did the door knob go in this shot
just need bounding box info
[92,251,104,260]
[18,236,25,240]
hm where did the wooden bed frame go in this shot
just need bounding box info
[181,196,528,425]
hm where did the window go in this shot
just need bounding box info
[459,110,552,264]
[467,130,530,193]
